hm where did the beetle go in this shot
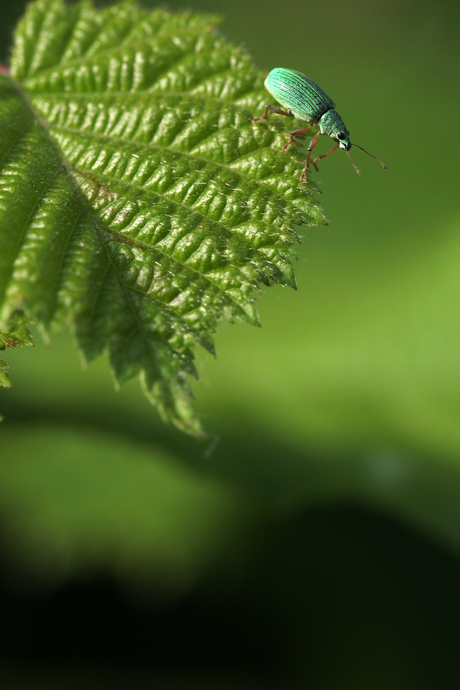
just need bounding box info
[251,68,386,180]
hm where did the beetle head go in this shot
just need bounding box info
[336,129,351,151]
[320,109,351,150]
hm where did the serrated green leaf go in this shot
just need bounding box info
[0,0,326,435]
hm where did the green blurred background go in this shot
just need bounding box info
[1,0,460,687]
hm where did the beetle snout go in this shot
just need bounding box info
[335,139,348,152]
[335,129,351,151]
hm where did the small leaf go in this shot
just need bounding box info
[0,0,326,435]
[0,311,35,352]
[0,361,12,390]
[0,311,34,398]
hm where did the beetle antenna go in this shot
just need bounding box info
[353,144,386,169]
[345,150,361,175]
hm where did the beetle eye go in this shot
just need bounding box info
[337,132,345,140]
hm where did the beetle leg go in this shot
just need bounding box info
[251,103,294,122]
[312,142,340,171]
[282,125,314,152]
[299,131,321,180]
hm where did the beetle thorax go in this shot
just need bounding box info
[319,109,351,150]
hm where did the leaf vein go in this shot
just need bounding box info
[47,124,300,220]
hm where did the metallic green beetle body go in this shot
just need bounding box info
[252,67,386,179]
[265,68,351,149]
[266,69,335,120]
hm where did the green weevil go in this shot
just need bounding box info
[251,67,386,180]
